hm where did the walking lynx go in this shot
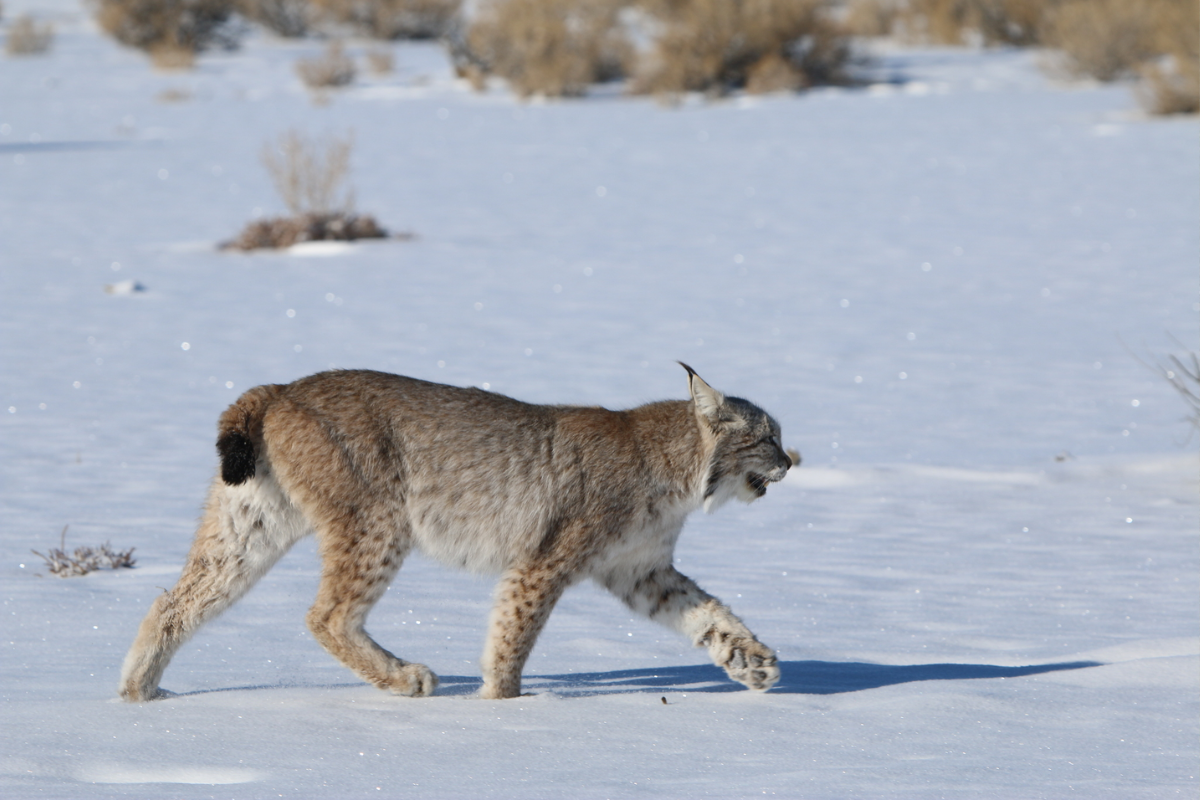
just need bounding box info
[120,364,793,700]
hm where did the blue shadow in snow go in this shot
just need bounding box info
[436,659,1103,697]
[165,660,1103,698]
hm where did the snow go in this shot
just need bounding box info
[2,3,1197,797]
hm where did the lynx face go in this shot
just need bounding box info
[686,370,792,514]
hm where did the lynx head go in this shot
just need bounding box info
[680,363,793,513]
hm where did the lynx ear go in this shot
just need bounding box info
[679,362,724,422]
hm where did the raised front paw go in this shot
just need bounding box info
[716,636,780,692]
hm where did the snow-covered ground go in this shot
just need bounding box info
[1,3,1197,797]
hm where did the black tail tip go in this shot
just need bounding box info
[217,432,256,485]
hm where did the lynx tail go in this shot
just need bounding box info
[215,384,283,485]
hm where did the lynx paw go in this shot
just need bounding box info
[715,636,780,692]
[385,663,438,697]
[119,684,174,702]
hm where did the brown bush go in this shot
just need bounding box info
[6,14,54,55]
[365,45,394,73]
[225,212,388,249]
[262,129,354,215]
[227,130,393,250]
[1045,0,1161,81]
[876,0,1051,46]
[94,0,240,55]
[632,0,854,95]
[843,0,903,37]
[1137,0,1199,114]
[459,0,631,97]
[296,39,356,88]
[239,0,313,37]
[314,0,461,39]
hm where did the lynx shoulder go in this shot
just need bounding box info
[119,364,794,701]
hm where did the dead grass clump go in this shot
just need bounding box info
[843,0,903,38]
[459,0,631,98]
[902,0,1051,46]
[95,0,240,57]
[1140,56,1200,115]
[1045,0,1198,114]
[365,45,394,73]
[296,39,356,89]
[226,130,390,250]
[632,0,854,96]
[1136,0,1199,114]
[314,0,462,39]
[263,129,354,214]
[239,0,313,37]
[32,527,136,578]
[227,212,388,249]
[1044,0,1160,81]
[6,14,54,56]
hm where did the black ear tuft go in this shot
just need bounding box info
[677,361,698,380]
[217,431,256,485]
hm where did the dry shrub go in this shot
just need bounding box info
[1136,0,1199,114]
[31,527,136,578]
[1044,0,1161,81]
[633,0,854,96]
[843,0,904,37]
[156,86,193,101]
[884,0,1051,46]
[263,129,354,215]
[226,212,388,249]
[94,0,241,56]
[1045,0,1199,114]
[314,0,461,39]
[460,0,631,97]
[226,130,390,250]
[366,45,394,73]
[150,42,197,68]
[239,0,313,37]
[296,39,356,88]
[6,14,54,56]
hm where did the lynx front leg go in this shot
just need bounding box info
[604,565,780,692]
[307,528,436,697]
[480,563,571,699]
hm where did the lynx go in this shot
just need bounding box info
[119,364,793,701]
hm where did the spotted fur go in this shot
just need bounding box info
[119,365,792,701]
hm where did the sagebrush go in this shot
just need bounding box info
[314,0,461,39]
[225,130,391,250]
[239,0,314,37]
[94,0,241,57]
[456,0,856,98]
[458,0,630,97]
[632,0,854,95]
[296,39,356,88]
[32,527,136,578]
[6,13,54,56]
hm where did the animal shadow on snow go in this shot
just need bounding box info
[168,660,1103,699]
[437,659,1103,697]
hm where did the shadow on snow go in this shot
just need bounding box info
[434,659,1103,697]
[166,660,1103,699]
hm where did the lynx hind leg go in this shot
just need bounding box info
[480,563,572,699]
[605,566,780,692]
[119,476,308,701]
[306,524,436,697]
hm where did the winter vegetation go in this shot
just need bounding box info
[79,0,1200,112]
[4,12,54,56]
[0,0,1196,797]
[224,129,390,249]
